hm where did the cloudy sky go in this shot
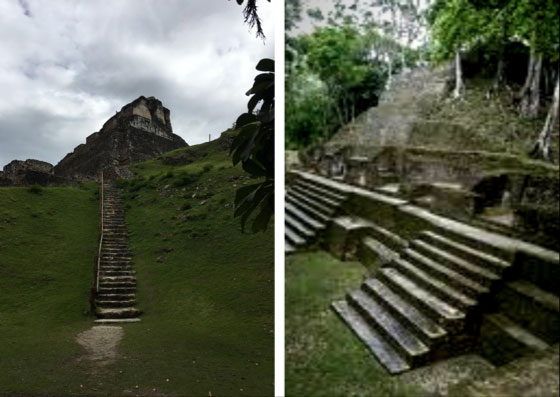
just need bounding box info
[0,0,274,167]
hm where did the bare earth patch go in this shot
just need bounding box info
[76,326,123,366]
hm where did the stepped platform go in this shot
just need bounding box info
[287,171,559,375]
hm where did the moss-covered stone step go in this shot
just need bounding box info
[494,280,559,344]
[391,257,477,312]
[331,300,411,374]
[289,189,335,217]
[347,289,430,366]
[377,267,466,334]
[285,213,315,238]
[285,224,306,247]
[362,279,447,347]
[96,307,141,319]
[286,195,330,223]
[292,184,344,209]
[410,239,499,287]
[285,202,325,230]
[401,248,488,299]
[295,179,346,202]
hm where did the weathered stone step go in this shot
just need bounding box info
[285,240,295,254]
[292,184,343,210]
[285,202,325,230]
[285,213,315,238]
[94,318,141,324]
[301,172,351,197]
[420,231,509,275]
[96,299,136,308]
[289,189,335,217]
[285,224,306,246]
[100,262,132,268]
[391,257,477,312]
[98,286,136,294]
[101,270,136,277]
[362,279,447,347]
[286,194,330,223]
[402,248,488,299]
[332,300,410,374]
[378,267,465,333]
[366,222,408,251]
[100,281,137,288]
[348,289,430,365]
[96,307,141,319]
[411,240,499,287]
[295,179,346,202]
[495,280,559,344]
[100,276,136,282]
[97,293,135,301]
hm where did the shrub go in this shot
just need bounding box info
[28,184,43,194]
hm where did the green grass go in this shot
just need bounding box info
[285,251,424,397]
[0,133,274,396]
[0,183,99,395]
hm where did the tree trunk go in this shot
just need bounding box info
[519,49,542,117]
[386,56,393,90]
[531,74,559,161]
[453,49,465,99]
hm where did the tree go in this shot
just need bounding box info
[531,71,559,160]
[230,59,274,232]
[430,0,487,98]
[232,0,271,39]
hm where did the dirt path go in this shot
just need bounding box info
[76,325,123,366]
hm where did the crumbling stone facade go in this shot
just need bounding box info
[0,159,65,186]
[54,96,187,180]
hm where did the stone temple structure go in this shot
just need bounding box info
[0,159,65,187]
[54,96,187,180]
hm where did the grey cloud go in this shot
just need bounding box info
[0,0,273,166]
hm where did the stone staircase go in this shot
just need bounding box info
[285,172,558,375]
[285,175,349,254]
[94,181,141,323]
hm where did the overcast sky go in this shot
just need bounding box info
[0,0,274,167]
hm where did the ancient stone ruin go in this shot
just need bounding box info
[0,159,65,187]
[53,96,187,180]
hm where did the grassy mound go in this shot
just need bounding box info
[286,251,423,396]
[0,132,274,396]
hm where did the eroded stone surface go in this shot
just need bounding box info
[54,96,187,180]
[76,325,123,366]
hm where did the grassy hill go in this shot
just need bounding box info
[0,131,274,396]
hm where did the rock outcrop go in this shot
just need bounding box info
[54,96,187,180]
[0,159,65,186]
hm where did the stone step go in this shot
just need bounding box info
[96,307,141,319]
[100,263,132,269]
[286,194,330,224]
[96,293,135,301]
[410,240,499,287]
[494,280,559,344]
[362,278,447,347]
[420,231,509,275]
[289,189,335,217]
[377,267,466,334]
[96,299,136,308]
[374,183,401,198]
[295,179,346,202]
[402,248,488,299]
[98,286,136,294]
[100,281,136,288]
[366,222,408,251]
[94,318,141,324]
[391,257,477,312]
[100,270,136,277]
[285,213,315,238]
[300,172,351,197]
[285,240,295,254]
[332,300,410,374]
[285,224,306,246]
[285,201,326,230]
[292,184,343,210]
[347,289,430,366]
[480,313,549,366]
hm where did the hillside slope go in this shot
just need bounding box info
[0,131,274,396]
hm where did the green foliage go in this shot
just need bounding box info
[286,26,388,148]
[230,58,274,232]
